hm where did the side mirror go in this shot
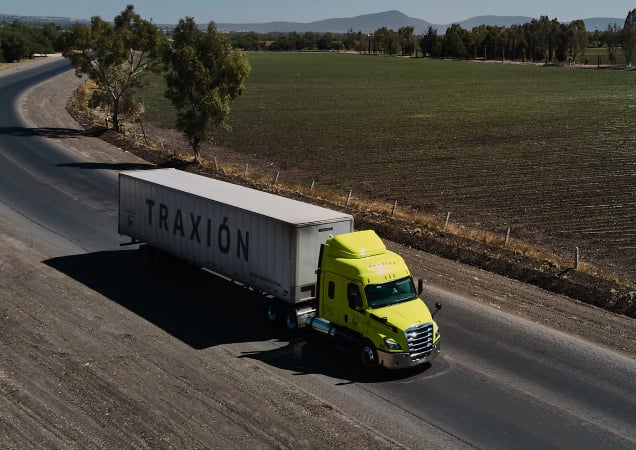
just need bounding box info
[417,278,424,295]
[433,302,442,317]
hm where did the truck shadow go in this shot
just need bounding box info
[44,249,277,349]
[44,249,434,381]
[240,337,433,383]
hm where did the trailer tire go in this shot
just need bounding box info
[265,300,281,325]
[358,339,379,369]
[285,307,299,333]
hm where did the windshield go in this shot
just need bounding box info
[364,276,417,309]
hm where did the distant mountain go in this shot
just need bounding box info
[217,10,624,34]
[218,10,434,34]
[0,11,624,34]
[456,15,534,30]
[218,10,430,33]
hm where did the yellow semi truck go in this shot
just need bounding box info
[306,230,441,369]
[119,168,440,370]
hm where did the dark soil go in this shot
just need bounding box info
[66,104,636,319]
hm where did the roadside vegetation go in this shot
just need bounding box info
[0,21,61,61]
[57,6,249,162]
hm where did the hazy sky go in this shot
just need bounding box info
[2,0,633,25]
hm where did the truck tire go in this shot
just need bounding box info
[358,339,379,369]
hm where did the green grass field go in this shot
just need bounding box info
[139,53,636,281]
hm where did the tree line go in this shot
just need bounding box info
[4,9,636,65]
[0,21,62,61]
[228,10,636,65]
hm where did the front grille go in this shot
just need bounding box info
[405,323,434,358]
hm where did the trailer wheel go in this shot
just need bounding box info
[285,308,299,332]
[358,339,378,369]
[265,301,281,325]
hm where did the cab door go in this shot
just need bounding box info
[344,282,369,336]
[320,271,339,323]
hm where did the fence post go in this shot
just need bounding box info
[214,158,219,171]
[504,227,511,247]
[444,212,451,231]
[575,246,580,270]
[273,172,280,185]
[346,190,353,206]
[244,163,249,177]
[391,200,398,216]
[310,180,315,193]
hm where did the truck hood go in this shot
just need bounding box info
[369,298,434,330]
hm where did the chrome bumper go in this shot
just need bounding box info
[377,341,441,369]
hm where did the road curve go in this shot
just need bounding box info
[0,58,121,252]
[1,58,634,449]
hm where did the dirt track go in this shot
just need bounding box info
[1,56,635,449]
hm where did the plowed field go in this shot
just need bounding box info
[139,54,636,283]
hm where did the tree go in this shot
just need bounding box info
[397,26,415,57]
[442,24,469,59]
[60,5,164,132]
[0,25,30,61]
[566,20,587,64]
[507,25,527,61]
[317,32,335,50]
[419,26,439,58]
[605,23,621,65]
[372,27,396,55]
[472,24,496,59]
[163,18,250,163]
[623,9,636,66]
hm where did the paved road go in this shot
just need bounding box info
[1,58,634,449]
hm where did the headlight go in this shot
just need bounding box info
[384,338,402,351]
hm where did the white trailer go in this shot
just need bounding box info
[118,168,354,304]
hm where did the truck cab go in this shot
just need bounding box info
[311,230,441,369]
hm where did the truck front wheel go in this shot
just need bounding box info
[358,339,378,369]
